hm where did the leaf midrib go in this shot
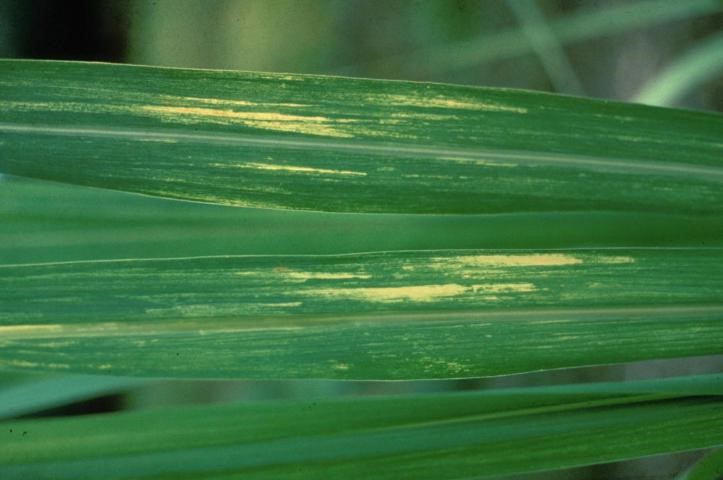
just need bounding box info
[3,122,723,182]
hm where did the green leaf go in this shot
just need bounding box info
[3,176,722,265]
[676,448,723,480]
[1,374,722,479]
[1,60,722,215]
[2,248,721,378]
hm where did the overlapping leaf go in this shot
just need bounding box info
[0,62,721,379]
[1,375,722,479]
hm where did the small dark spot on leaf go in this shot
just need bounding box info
[22,431,27,436]
[9,429,12,433]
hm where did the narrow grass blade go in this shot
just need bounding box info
[1,375,721,479]
[2,176,722,265]
[1,60,722,215]
[364,0,721,76]
[1,249,721,378]
[676,448,723,480]
[504,0,585,95]
[635,31,723,107]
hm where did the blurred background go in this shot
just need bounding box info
[1,1,722,478]
[1,0,721,108]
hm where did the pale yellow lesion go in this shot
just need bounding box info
[346,125,419,140]
[237,162,367,177]
[24,340,77,348]
[255,302,303,308]
[432,254,583,268]
[389,111,456,121]
[366,93,528,114]
[2,359,40,368]
[303,284,469,303]
[301,282,535,303]
[158,94,308,109]
[445,361,467,374]
[0,324,64,335]
[596,255,635,264]
[278,270,372,281]
[0,359,72,370]
[136,105,354,138]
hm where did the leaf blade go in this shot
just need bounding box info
[2,249,721,378]
[3,176,723,265]
[1,375,722,479]
[1,60,722,215]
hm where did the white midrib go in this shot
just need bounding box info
[1,123,722,182]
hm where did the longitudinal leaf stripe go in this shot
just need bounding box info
[1,60,721,214]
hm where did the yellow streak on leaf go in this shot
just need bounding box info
[368,94,528,114]
[0,324,63,335]
[597,256,636,264]
[437,254,583,267]
[242,162,367,177]
[173,96,256,107]
[280,270,372,281]
[6,360,40,368]
[303,284,469,303]
[164,95,307,108]
[137,105,354,138]
[235,271,261,276]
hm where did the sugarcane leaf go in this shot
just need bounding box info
[2,248,721,379]
[1,60,721,215]
[3,176,723,265]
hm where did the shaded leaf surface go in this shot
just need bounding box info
[1,375,722,479]
[0,374,149,420]
[3,176,722,265]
